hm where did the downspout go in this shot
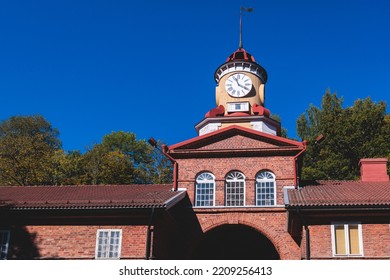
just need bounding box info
[296,208,311,260]
[304,224,311,260]
[145,207,155,260]
[162,144,178,191]
[293,141,307,188]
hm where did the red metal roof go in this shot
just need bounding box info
[214,48,268,83]
[0,184,185,210]
[286,180,390,208]
[225,48,256,63]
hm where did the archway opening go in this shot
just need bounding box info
[192,224,280,260]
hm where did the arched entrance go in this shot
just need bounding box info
[192,224,280,260]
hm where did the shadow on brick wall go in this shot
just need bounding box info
[7,225,41,259]
[1,203,41,259]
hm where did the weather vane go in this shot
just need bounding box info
[239,6,253,49]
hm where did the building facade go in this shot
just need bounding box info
[1,45,389,260]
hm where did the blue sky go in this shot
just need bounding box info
[1,0,389,152]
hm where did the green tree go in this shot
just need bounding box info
[297,90,390,180]
[52,150,85,185]
[82,144,134,185]
[81,131,172,185]
[0,115,61,185]
[0,116,173,186]
[101,131,152,183]
[148,139,173,184]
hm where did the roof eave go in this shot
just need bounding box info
[0,190,187,212]
[1,204,168,211]
[286,204,390,211]
[163,190,187,210]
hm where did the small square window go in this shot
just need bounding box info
[95,229,122,259]
[227,102,249,113]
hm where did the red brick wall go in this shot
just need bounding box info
[177,155,296,206]
[308,225,332,258]
[19,225,147,259]
[194,208,302,260]
[308,224,390,259]
[196,134,281,150]
[362,224,390,258]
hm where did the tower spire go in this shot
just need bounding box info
[239,7,253,49]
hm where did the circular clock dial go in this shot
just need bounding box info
[225,73,253,97]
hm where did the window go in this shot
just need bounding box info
[256,171,276,206]
[95,229,122,259]
[227,102,249,113]
[195,172,215,207]
[0,230,10,260]
[225,171,245,206]
[331,223,363,256]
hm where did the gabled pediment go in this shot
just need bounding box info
[168,125,304,156]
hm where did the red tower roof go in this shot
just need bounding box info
[214,47,267,83]
[225,48,256,63]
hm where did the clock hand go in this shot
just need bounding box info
[234,77,242,86]
[238,84,249,91]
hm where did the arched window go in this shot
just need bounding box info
[255,171,276,206]
[225,171,245,206]
[195,172,215,207]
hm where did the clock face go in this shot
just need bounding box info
[225,73,253,97]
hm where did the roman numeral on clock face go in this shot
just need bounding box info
[225,73,253,98]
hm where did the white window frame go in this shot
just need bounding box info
[225,171,246,206]
[255,171,276,206]
[194,172,216,207]
[227,102,250,113]
[0,230,10,260]
[95,229,122,260]
[331,223,364,257]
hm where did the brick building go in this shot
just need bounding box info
[1,44,389,260]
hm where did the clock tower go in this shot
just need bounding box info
[196,46,281,136]
[196,7,280,136]
[215,47,267,113]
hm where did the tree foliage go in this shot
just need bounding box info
[82,144,135,185]
[0,116,172,186]
[78,131,172,185]
[100,131,152,184]
[0,115,61,185]
[52,150,85,185]
[297,89,390,180]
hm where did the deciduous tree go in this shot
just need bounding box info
[82,144,134,185]
[82,131,172,185]
[0,115,61,185]
[297,90,390,180]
